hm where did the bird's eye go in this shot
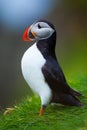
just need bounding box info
[38,24,42,29]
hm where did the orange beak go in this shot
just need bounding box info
[22,27,31,42]
[22,26,36,42]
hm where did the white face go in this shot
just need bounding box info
[30,22,54,40]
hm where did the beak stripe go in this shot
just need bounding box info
[32,32,37,37]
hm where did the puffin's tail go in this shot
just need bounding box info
[69,94,83,106]
[70,88,82,97]
[70,87,87,100]
[67,86,83,106]
[51,92,83,106]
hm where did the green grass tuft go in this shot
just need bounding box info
[0,76,87,130]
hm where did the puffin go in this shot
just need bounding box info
[21,19,83,116]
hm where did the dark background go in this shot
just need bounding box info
[0,0,87,108]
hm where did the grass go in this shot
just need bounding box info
[0,75,87,130]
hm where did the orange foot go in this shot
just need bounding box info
[39,108,44,116]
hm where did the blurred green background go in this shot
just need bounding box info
[0,0,87,108]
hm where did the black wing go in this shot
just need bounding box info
[42,58,81,96]
[42,59,83,106]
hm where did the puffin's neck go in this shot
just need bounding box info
[36,31,57,60]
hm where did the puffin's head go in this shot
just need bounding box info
[22,19,55,42]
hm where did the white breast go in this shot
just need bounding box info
[21,43,52,105]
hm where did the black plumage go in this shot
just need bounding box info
[37,19,83,106]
